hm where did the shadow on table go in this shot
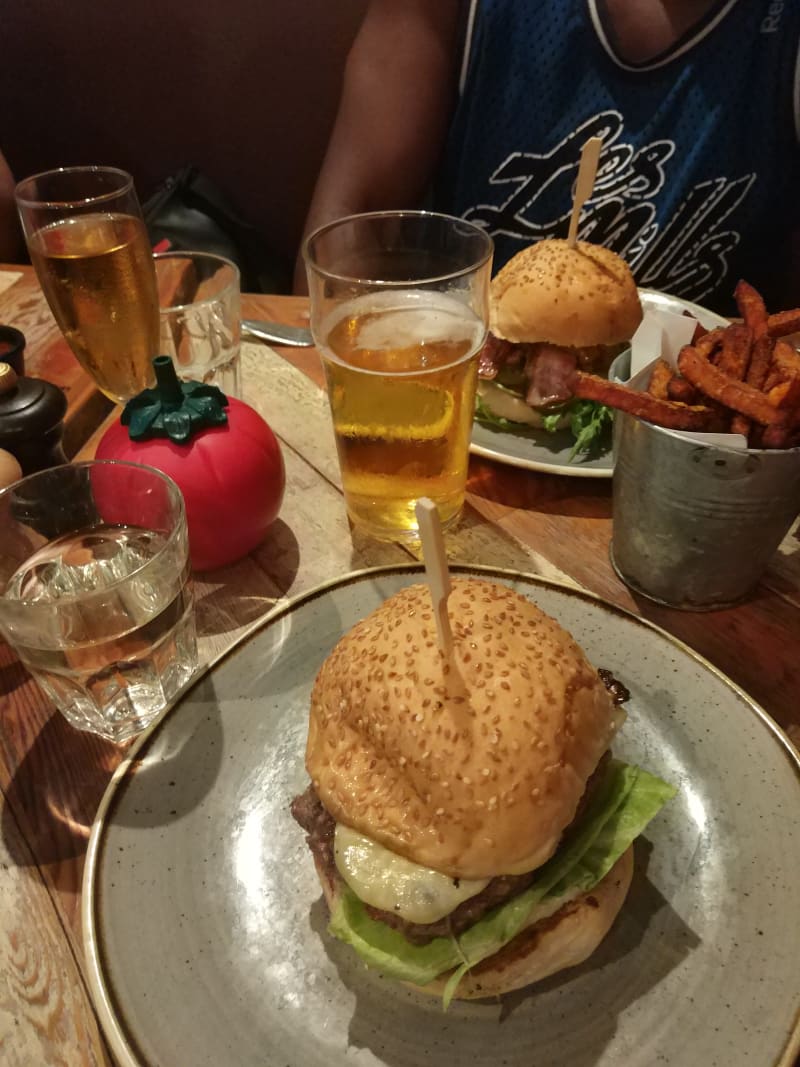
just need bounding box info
[193,518,300,639]
[1,701,120,871]
[467,456,612,521]
[1,661,224,873]
[0,520,298,877]
[311,839,699,1067]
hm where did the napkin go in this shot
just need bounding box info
[0,270,22,297]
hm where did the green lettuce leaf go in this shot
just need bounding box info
[474,392,613,459]
[566,399,614,460]
[327,761,676,1002]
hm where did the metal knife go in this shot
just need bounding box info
[241,319,314,347]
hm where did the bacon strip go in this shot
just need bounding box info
[478,334,518,379]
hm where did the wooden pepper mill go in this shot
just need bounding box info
[0,363,68,475]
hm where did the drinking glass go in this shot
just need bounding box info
[304,211,493,542]
[15,166,159,404]
[154,251,242,397]
[0,461,197,742]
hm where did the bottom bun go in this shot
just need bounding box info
[315,847,634,1000]
[418,847,634,999]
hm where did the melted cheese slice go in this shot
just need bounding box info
[334,825,490,924]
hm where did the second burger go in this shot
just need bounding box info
[477,238,642,456]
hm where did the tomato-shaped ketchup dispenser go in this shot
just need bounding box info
[97,356,285,571]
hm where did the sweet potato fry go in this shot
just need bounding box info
[767,377,800,410]
[735,280,768,339]
[767,309,800,337]
[770,339,800,381]
[691,321,709,343]
[568,283,800,449]
[732,333,774,439]
[570,371,717,430]
[647,359,673,400]
[761,413,800,449]
[666,377,698,404]
[763,369,783,392]
[694,328,726,358]
[745,335,773,390]
[747,424,764,448]
[715,324,752,380]
[677,345,785,425]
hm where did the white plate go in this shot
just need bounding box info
[470,289,729,476]
[83,565,800,1067]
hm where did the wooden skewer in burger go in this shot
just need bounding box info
[290,500,675,1003]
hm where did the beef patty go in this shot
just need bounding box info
[291,752,610,945]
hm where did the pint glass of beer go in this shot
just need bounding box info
[304,212,493,542]
[16,166,159,403]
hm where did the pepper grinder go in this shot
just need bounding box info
[0,363,68,474]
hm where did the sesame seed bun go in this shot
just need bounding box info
[306,578,619,880]
[489,239,642,348]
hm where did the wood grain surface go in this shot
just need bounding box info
[0,268,798,1065]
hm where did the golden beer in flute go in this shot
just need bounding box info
[28,212,159,403]
[320,291,484,539]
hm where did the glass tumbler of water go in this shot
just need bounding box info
[0,461,197,742]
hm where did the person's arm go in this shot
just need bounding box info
[294,0,462,291]
[0,150,22,262]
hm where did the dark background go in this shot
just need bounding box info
[1,1,368,279]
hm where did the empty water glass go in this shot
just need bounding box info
[154,251,241,397]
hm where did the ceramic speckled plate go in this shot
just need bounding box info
[83,565,800,1067]
[470,289,729,476]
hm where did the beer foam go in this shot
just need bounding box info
[329,290,483,352]
[356,306,480,351]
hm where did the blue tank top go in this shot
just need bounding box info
[435,0,800,313]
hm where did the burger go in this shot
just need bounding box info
[477,239,643,454]
[291,578,674,1003]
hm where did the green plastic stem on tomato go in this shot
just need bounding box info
[121,356,229,444]
[152,355,186,407]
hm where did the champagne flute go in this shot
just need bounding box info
[16,166,159,403]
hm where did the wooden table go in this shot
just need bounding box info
[1,266,798,1065]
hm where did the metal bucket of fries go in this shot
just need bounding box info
[610,410,800,610]
[595,282,800,608]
